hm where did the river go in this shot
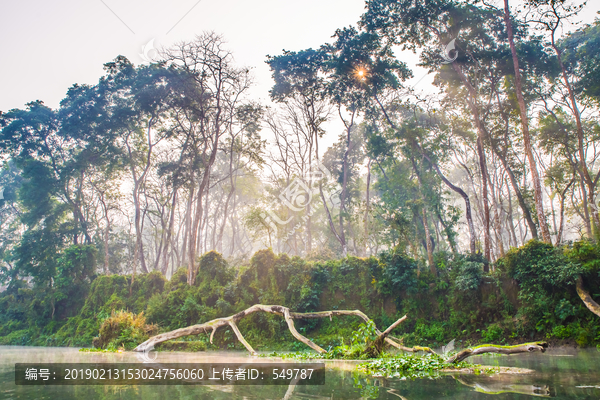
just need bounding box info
[1,346,599,399]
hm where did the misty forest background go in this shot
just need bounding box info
[1,0,600,351]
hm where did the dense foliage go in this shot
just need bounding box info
[0,241,599,350]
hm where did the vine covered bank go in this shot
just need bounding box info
[1,239,599,351]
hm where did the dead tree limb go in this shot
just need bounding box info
[290,309,409,351]
[576,276,600,318]
[364,315,407,358]
[134,304,404,355]
[395,345,436,354]
[445,342,548,364]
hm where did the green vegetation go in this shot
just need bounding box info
[356,354,482,379]
[0,241,599,352]
[92,310,157,350]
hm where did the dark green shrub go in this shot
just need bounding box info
[453,260,483,292]
[496,240,584,333]
[481,323,504,342]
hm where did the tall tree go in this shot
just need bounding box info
[163,33,252,285]
[502,0,552,243]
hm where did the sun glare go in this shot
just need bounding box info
[354,66,367,81]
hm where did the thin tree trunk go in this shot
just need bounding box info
[580,179,593,237]
[506,178,519,247]
[450,62,491,262]
[422,207,435,273]
[337,107,354,258]
[188,150,217,285]
[489,161,505,258]
[426,155,476,254]
[477,135,491,264]
[503,0,551,243]
[161,189,178,275]
[555,178,574,246]
[494,148,538,239]
[550,30,600,234]
[365,159,371,255]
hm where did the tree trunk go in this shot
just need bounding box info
[449,62,491,262]
[427,156,476,254]
[489,167,505,258]
[550,34,600,235]
[446,342,548,364]
[161,189,178,275]
[337,107,354,258]
[506,178,519,247]
[494,147,538,240]
[365,159,371,255]
[477,135,491,263]
[579,179,593,238]
[555,179,574,246]
[188,147,218,285]
[104,223,110,274]
[422,206,435,274]
[503,0,551,243]
[576,276,600,318]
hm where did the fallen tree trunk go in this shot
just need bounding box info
[134,304,407,355]
[445,342,548,364]
[395,345,436,354]
[576,276,600,318]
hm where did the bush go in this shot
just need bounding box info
[551,325,571,339]
[453,259,483,292]
[0,329,32,345]
[496,240,584,332]
[375,251,418,304]
[481,323,504,342]
[414,320,446,343]
[92,311,157,350]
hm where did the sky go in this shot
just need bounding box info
[1,1,597,137]
[0,0,379,111]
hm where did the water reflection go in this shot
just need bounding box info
[1,346,600,399]
[455,375,550,397]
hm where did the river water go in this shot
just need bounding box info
[1,346,599,399]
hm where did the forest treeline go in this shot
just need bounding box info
[0,1,600,347]
[0,242,599,349]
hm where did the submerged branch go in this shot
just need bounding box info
[445,342,548,364]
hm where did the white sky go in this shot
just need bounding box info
[0,1,597,144]
[0,0,380,111]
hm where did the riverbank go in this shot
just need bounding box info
[1,240,599,352]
